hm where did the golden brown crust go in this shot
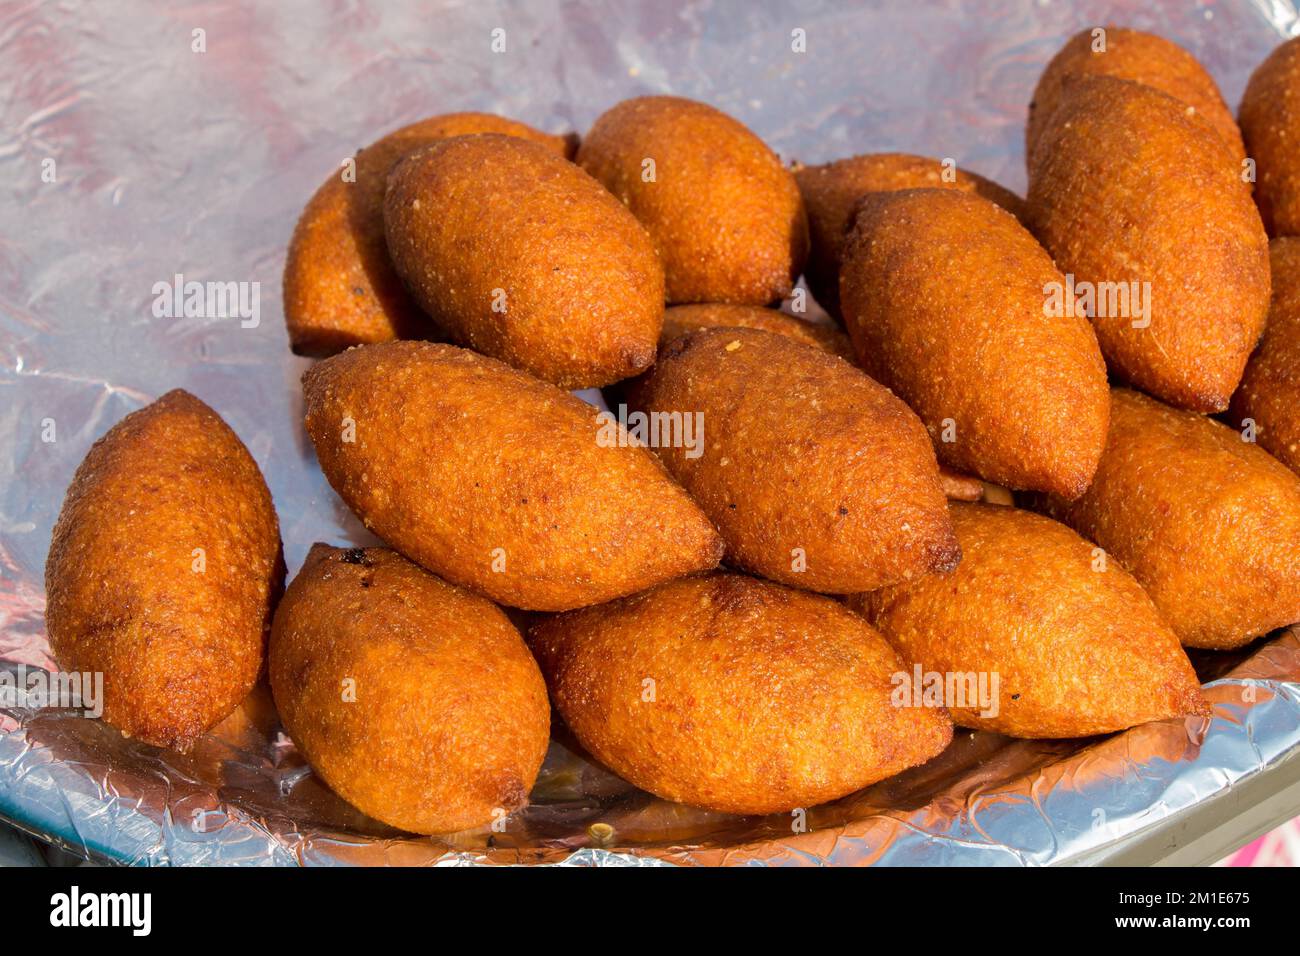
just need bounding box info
[383,134,663,389]
[627,327,958,592]
[270,545,549,834]
[1026,76,1269,412]
[841,189,1109,498]
[1034,388,1300,649]
[302,341,723,611]
[576,96,808,305]
[44,390,283,750]
[849,503,1207,738]
[1241,36,1300,236]
[529,573,953,815]
[283,113,572,358]
[1230,239,1300,472]
[1027,27,1246,171]
[793,153,1025,319]
[659,303,853,361]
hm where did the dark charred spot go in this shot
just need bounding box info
[340,548,373,566]
[838,506,849,516]
[1011,693,1020,701]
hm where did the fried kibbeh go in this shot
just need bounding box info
[270,545,549,834]
[1027,27,1245,169]
[283,113,572,358]
[1036,389,1300,650]
[44,390,282,750]
[840,188,1109,498]
[1026,76,1270,412]
[850,504,1207,738]
[1231,239,1300,473]
[302,341,723,611]
[659,303,853,360]
[793,152,1025,320]
[1241,37,1300,236]
[576,96,808,305]
[629,327,958,592]
[383,134,664,388]
[529,573,953,815]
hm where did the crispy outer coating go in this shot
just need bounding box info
[44,390,283,750]
[1035,389,1300,649]
[383,134,663,389]
[1026,76,1269,412]
[1231,239,1300,472]
[283,113,572,358]
[576,96,808,305]
[793,153,1025,320]
[1027,27,1245,171]
[1241,37,1300,236]
[529,573,953,815]
[648,303,981,501]
[628,327,958,592]
[840,189,1109,498]
[303,341,723,611]
[850,504,1207,738]
[659,303,854,361]
[269,545,550,834]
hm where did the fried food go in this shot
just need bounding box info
[793,152,1025,320]
[270,545,549,834]
[529,573,953,815]
[576,96,808,305]
[44,390,283,750]
[1231,239,1300,473]
[1026,76,1269,412]
[383,134,663,388]
[1240,36,1300,236]
[1035,388,1300,649]
[628,327,958,592]
[849,503,1207,738]
[840,188,1109,498]
[1027,27,1245,169]
[283,113,572,358]
[659,303,853,361]
[302,341,723,611]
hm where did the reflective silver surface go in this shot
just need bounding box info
[1,0,1298,865]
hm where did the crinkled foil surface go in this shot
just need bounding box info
[2,0,1299,866]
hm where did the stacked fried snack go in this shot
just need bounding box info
[44,29,1300,836]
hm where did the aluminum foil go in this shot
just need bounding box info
[2,0,1299,866]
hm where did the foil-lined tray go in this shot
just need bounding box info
[2,0,1298,865]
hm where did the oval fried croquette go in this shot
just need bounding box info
[1230,239,1300,473]
[576,96,808,305]
[1026,76,1270,412]
[529,573,954,815]
[303,341,723,611]
[840,188,1109,498]
[1027,27,1246,170]
[659,303,854,361]
[270,545,550,834]
[44,390,283,750]
[793,152,1025,320]
[1035,388,1300,650]
[383,134,664,388]
[1240,36,1300,236]
[283,113,573,357]
[848,503,1208,738]
[628,327,958,593]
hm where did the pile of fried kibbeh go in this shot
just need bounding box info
[44,27,1300,835]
